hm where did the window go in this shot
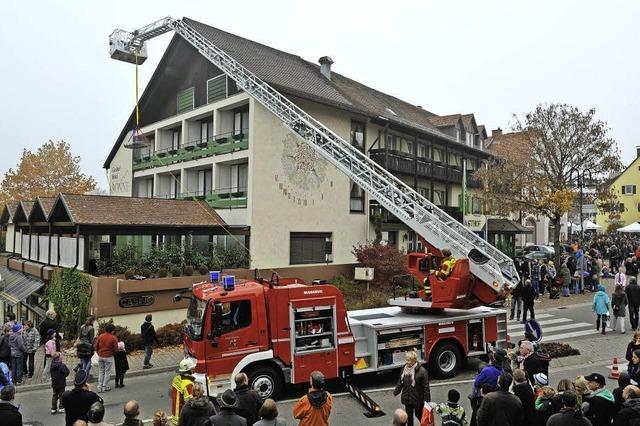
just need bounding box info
[433,148,442,163]
[290,232,332,264]
[418,187,429,198]
[350,182,364,213]
[386,134,397,151]
[472,197,482,214]
[198,169,212,196]
[172,129,181,149]
[220,300,252,333]
[448,153,461,168]
[433,189,445,206]
[406,141,414,155]
[637,203,640,212]
[418,144,427,159]
[622,185,637,195]
[233,107,249,136]
[619,203,625,212]
[169,174,181,198]
[200,119,213,142]
[350,121,365,151]
[177,87,194,113]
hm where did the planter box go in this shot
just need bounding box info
[117,274,209,294]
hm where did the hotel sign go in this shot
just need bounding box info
[119,294,155,308]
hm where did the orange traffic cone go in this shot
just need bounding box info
[609,357,620,380]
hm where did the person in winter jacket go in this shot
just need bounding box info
[583,373,617,426]
[141,314,159,369]
[477,372,523,426]
[177,382,215,426]
[234,372,262,425]
[293,370,333,426]
[392,351,430,426]
[95,323,118,393]
[433,389,466,426]
[88,401,115,426]
[43,329,56,380]
[51,352,70,415]
[613,372,631,413]
[559,260,572,297]
[612,284,629,333]
[61,369,103,426]
[0,325,11,368]
[626,278,640,331]
[511,369,536,426]
[549,379,575,418]
[534,385,556,426]
[519,341,545,386]
[254,398,287,426]
[78,316,95,377]
[472,352,504,398]
[546,391,591,426]
[38,310,61,351]
[521,280,537,323]
[209,390,247,426]
[628,351,640,385]
[612,385,640,426]
[8,323,25,384]
[510,280,523,321]
[114,342,128,388]
[22,320,39,378]
[626,330,640,362]
[592,285,611,335]
[0,361,12,391]
[0,385,22,426]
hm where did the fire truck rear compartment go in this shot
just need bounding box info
[348,306,507,377]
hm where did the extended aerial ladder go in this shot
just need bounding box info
[109,17,520,305]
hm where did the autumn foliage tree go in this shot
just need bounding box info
[477,103,621,262]
[352,241,408,289]
[0,140,96,203]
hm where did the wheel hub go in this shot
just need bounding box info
[252,375,274,399]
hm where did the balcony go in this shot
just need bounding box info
[370,150,465,185]
[133,130,249,172]
[180,187,248,209]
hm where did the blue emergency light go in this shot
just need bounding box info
[209,271,221,283]
[222,275,236,291]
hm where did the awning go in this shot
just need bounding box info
[0,266,45,306]
[487,218,533,234]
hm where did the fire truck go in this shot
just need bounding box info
[109,17,518,401]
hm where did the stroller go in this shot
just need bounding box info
[548,278,561,299]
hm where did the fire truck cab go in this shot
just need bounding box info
[181,276,507,400]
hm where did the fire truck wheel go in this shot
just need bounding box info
[246,365,284,400]
[429,343,461,379]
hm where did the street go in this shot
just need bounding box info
[16,300,634,426]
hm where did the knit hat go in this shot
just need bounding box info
[11,323,21,333]
[47,328,56,337]
[534,373,548,386]
[447,389,460,404]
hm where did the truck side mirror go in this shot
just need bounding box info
[213,302,223,337]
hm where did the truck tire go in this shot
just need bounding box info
[429,343,462,379]
[245,365,284,400]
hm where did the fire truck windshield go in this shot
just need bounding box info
[186,297,207,340]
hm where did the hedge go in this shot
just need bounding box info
[97,320,185,352]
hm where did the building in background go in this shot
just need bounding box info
[596,146,640,230]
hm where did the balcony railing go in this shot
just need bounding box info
[133,129,249,171]
[179,187,248,209]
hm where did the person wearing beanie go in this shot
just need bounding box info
[51,351,70,415]
[8,323,24,385]
[61,370,103,426]
[114,341,129,388]
[433,388,466,425]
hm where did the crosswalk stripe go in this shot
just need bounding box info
[530,322,593,334]
[507,313,553,322]
[509,318,572,330]
[542,329,600,341]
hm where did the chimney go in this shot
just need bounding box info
[417,105,423,109]
[637,145,640,158]
[318,56,334,80]
[492,127,502,139]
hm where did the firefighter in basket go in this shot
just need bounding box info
[423,248,457,300]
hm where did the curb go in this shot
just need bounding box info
[17,365,176,393]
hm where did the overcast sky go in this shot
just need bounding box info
[1,0,638,189]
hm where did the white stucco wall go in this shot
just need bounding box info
[248,99,370,269]
[108,134,134,196]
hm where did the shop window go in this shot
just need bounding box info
[220,300,252,333]
[290,232,332,265]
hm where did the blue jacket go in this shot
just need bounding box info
[473,365,503,396]
[0,362,11,391]
[593,290,611,315]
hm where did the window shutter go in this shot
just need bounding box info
[622,186,626,195]
[634,185,637,194]
[207,75,226,104]
[177,87,194,113]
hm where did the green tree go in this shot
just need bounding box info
[46,268,92,340]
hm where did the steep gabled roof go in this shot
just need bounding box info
[13,201,34,224]
[428,114,462,128]
[105,17,489,168]
[28,197,56,223]
[0,203,18,225]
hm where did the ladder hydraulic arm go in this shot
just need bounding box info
[108,17,520,302]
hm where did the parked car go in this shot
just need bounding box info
[517,244,555,261]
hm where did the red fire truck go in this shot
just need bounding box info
[177,268,508,400]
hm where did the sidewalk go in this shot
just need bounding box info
[17,344,184,391]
